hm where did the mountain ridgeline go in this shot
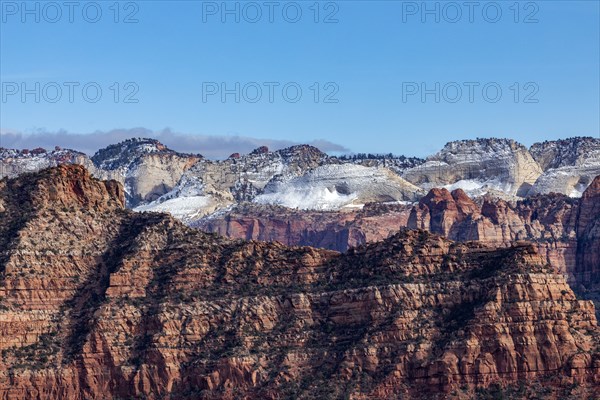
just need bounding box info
[0,165,598,399]
[2,137,599,216]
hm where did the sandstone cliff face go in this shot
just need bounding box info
[0,166,598,399]
[402,139,543,197]
[575,176,600,292]
[407,183,600,296]
[90,138,201,206]
[529,137,600,197]
[0,139,201,208]
[198,179,600,309]
[197,202,418,254]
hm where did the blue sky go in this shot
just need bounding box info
[1,0,599,157]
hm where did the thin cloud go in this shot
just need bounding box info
[0,128,350,159]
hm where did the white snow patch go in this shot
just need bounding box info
[254,164,420,210]
[255,186,358,211]
[442,179,515,198]
[135,196,211,221]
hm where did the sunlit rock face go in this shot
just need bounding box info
[0,165,598,400]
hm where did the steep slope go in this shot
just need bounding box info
[135,145,329,220]
[402,139,543,197]
[196,202,414,251]
[198,178,600,309]
[254,164,423,210]
[0,165,598,399]
[530,137,600,170]
[0,139,201,208]
[138,146,422,219]
[529,137,600,197]
[3,136,599,227]
[0,147,94,179]
[90,138,201,206]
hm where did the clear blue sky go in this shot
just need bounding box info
[1,0,599,157]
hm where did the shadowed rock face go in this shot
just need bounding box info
[0,165,599,399]
[199,178,600,303]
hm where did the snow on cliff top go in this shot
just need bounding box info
[254,164,422,211]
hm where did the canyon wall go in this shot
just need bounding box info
[0,166,598,399]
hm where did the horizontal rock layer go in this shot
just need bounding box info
[199,178,600,303]
[0,166,598,399]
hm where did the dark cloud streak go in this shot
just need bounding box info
[0,128,350,159]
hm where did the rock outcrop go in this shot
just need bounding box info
[0,165,598,399]
[402,138,543,197]
[198,178,600,309]
[138,146,424,219]
[529,137,600,197]
[196,202,414,251]
[0,139,201,208]
[575,176,600,293]
[0,147,94,179]
[530,137,600,170]
[90,138,201,206]
[4,137,600,225]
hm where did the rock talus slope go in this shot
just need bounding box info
[0,165,598,399]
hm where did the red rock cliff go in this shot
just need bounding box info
[199,179,600,304]
[0,166,599,399]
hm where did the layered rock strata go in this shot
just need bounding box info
[0,166,598,399]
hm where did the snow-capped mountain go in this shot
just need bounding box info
[1,138,200,207]
[254,164,423,210]
[401,138,543,197]
[0,146,93,178]
[2,136,599,224]
[90,138,201,206]
[530,137,600,170]
[134,144,426,220]
[528,137,600,197]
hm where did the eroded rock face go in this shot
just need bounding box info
[0,147,96,179]
[530,137,600,170]
[90,138,201,206]
[576,176,600,291]
[402,139,543,197]
[0,166,598,399]
[196,202,414,251]
[529,137,600,197]
[199,178,600,304]
[0,139,200,208]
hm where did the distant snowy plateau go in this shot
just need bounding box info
[2,137,599,224]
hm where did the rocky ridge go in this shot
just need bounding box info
[137,145,423,220]
[0,147,93,179]
[2,137,600,221]
[0,165,598,399]
[401,138,543,197]
[1,138,200,208]
[198,177,600,311]
[529,137,600,197]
